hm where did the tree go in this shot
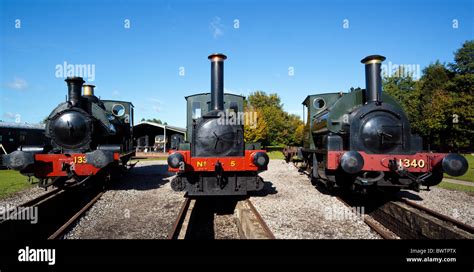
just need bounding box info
[449,40,474,75]
[247,91,283,109]
[382,40,474,151]
[383,68,421,132]
[141,118,167,125]
[413,62,454,149]
[447,40,474,150]
[246,91,304,146]
[243,105,268,143]
[287,114,305,145]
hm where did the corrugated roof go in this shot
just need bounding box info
[0,122,45,130]
[185,93,245,99]
[134,121,186,133]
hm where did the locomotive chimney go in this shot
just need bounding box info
[83,84,95,96]
[208,53,227,111]
[361,55,386,104]
[65,77,85,107]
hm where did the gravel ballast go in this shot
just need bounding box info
[64,160,185,239]
[251,160,381,239]
[398,187,474,226]
[0,184,50,210]
[1,158,471,239]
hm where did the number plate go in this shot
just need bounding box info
[73,155,87,164]
[398,158,425,168]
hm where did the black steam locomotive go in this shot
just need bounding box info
[286,55,468,193]
[1,77,135,188]
[168,54,269,196]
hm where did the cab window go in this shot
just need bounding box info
[229,102,238,113]
[192,102,201,119]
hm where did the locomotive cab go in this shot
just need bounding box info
[1,77,135,188]
[184,93,245,157]
[168,54,269,196]
[299,55,468,193]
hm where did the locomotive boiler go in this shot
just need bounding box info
[293,55,468,192]
[167,54,269,196]
[1,77,135,188]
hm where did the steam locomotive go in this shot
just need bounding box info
[288,55,468,193]
[1,77,135,188]
[167,54,269,196]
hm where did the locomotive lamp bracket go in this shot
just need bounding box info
[62,162,76,180]
[389,159,432,185]
[61,162,71,172]
[215,161,225,189]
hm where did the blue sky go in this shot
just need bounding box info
[0,0,472,128]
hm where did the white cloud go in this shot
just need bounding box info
[112,90,120,97]
[210,17,224,39]
[3,112,15,120]
[6,77,28,91]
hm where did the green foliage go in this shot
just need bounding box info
[446,154,474,182]
[383,68,419,126]
[141,118,168,125]
[449,40,474,75]
[267,151,285,160]
[246,91,304,146]
[243,105,268,143]
[437,181,474,193]
[0,170,36,199]
[382,40,473,151]
[448,73,474,149]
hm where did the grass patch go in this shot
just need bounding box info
[0,170,36,199]
[446,154,474,182]
[437,181,474,193]
[268,151,285,160]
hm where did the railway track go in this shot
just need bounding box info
[0,186,104,240]
[295,163,473,239]
[294,167,395,239]
[168,197,275,239]
[369,197,474,239]
[335,195,397,239]
[333,191,474,239]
